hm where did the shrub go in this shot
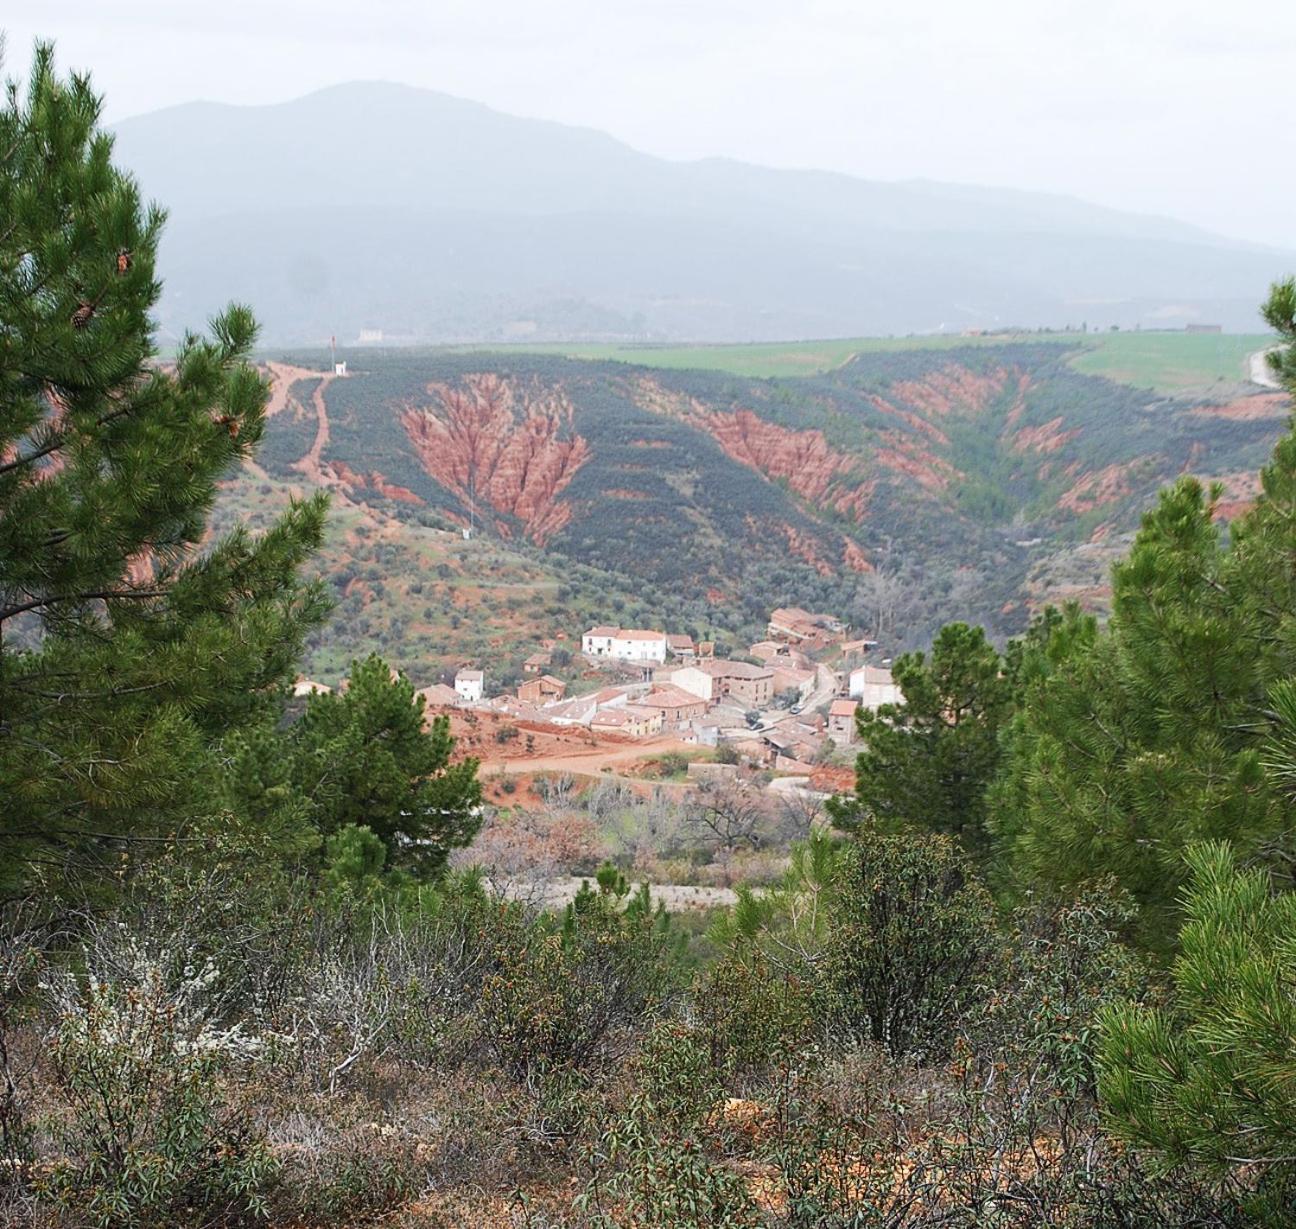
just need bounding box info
[821,832,996,1058]
[40,956,276,1228]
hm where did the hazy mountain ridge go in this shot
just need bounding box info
[110,82,1291,345]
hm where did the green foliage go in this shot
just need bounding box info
[480,885,685,1089]
[230,654,482,879]
[991,429,1296,941]
[832,623,1012,853]
[0,46,329,900]
[578,1025,762,1228]
[42,961,277,1228]
[823,832,997,1058]
[1097,843,1296,1193]
[981,881,1144,1096]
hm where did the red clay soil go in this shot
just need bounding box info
[1189,392,1288,421]
[261,362,326,419]
[401,373,590,545]
[699,409,871,519]
[867,395,951,444]
[809,764,855,794]
[1011,415,1081,455]
[890,364,1012,417]
[874,433,957,493]
[1056,461,1140,515]
[779,521,871,575]
[436,706,688,779]
[632,376,874,521]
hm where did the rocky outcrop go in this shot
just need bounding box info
[401,374,590,545]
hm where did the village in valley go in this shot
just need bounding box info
[295,606,902,788]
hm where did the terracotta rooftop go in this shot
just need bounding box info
[641,685,705,709]
[416,683,460,706]
[697,659,773,679]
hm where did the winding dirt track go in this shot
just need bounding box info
[293,374,337,484]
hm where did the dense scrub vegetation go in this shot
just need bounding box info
[5,43,1296,1229]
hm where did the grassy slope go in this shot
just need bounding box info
[212,469,737,687]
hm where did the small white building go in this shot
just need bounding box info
[333,360,348,376]
[454,669,484,704]
[581,625,668,664]
[849,665,903,711]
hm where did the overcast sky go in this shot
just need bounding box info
[5,0,1294,248]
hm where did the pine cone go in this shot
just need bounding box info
[71,300,95,329]
[116,249,132,274]
[215,414,241,439]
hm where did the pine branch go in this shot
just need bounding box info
[0,588,165,624]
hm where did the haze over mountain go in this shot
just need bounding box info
[111,81,1289,346]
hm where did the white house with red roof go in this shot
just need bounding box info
[581,625,668,663]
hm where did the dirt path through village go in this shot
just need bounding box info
[478,735,691,777]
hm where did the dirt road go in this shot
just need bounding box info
[1249,347,1282,389]
[478,735,691,778]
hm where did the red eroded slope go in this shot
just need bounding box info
[890,365,1013,417]
[401,374,590,545]
[703,409,871,519]
[1057,461,1141,514]
[1012,416,1081,455]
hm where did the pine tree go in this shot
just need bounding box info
[991,282,1296,943]
[229,654,483,879]
[0,47,329,898]
[1097,842,1296,1208]
[830,622,1012,854]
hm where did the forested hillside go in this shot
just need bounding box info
[241,338,1287,677]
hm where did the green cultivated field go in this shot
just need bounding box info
[457,329,1274,392]
[1066,331,1273,393]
